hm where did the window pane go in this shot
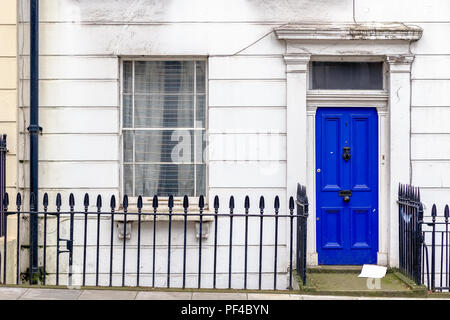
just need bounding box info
[196,95,206,129]
[123,95,133,128]
[196,61,206,94]
[196,164,206,196]
[134,130,195,163]
[134,94,194,128]
[123,61,132,94]
[194,130,206,163]
[123,164,133,196]
[123,60,207,199]
[134,61,195,94]
[135,164,195,197]
[123,131,133,162]
[311,62,383,90]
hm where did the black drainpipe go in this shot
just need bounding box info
[28,0,41,284]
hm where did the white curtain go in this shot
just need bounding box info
[134,61,165,196]
[175,62,195,196]
[128,61,202,197]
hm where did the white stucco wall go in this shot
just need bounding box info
[355,1,450,215]
[14,0,450,287]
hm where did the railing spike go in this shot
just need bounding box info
[432,204,437,217]
[445,205,449,219]
[418,202,424,221]
[152,195,158,208]
[110,195,116,210]
[244,196,250,210]
[56,193,62,208]
[69,193,75,208]
[229,196,235,210]
[199,195,205,209]
[168,195,174,209]
[16,193,21,207]
[43,193,48,207]
[182,195,188,209]
[137,195,143,210]
[274,196,280,210]
[3,193,8,209]
[289,196,294,210]
[213,196,219,209]
[84,193,89,208]
[123,194,129,210]
[259,196,265,210]
[96,195,102,209]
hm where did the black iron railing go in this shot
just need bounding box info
[0,135,7,237]
[421,204,450,292]
[398,183,450,292]
[1,185,309,290]
[398,183,423,285]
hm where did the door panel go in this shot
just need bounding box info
[350,208,372,249]
[351,117,371,190]
[316,107,378,265]
[322,116,342,191]
[321,207,344,249]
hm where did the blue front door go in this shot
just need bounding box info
[316,107,378,265]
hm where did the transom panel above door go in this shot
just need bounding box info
[315,107,378,265]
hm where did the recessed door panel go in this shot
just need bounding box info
[321,208,344,249]
[316,108,378,265]
[321,117,342,191]
[350,208,372,249]
[351,117,371,190]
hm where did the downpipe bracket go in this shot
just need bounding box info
[27,125,43,135]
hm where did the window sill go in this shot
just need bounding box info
[113,209,215,222]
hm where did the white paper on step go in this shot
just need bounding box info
[357,264,387,279]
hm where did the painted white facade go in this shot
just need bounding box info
[12,0,450,288]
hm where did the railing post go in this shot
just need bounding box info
[445,205,449,290]
[228,196,235,289]
[416,202,424,285]
[431,204,437,292]
[68,194,75,287]
[0,135,7,237]
[29,192,37,284]
[2,193,8,284]
[296,184,309,286]
[288,197,294,290]
[398,184,404,274]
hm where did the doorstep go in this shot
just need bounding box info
[304,267,428,298]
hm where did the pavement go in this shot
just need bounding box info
[0,287,445,300]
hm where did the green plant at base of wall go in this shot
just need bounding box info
[21,266,47,285]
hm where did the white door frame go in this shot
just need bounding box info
[306,89,388,266]
[275,23,422,267]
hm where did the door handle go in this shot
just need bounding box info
[339,190,352,203]
[342,147,351,162]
